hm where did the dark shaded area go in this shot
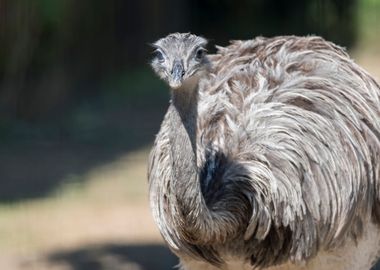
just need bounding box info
[0,0,359,202]
[189,0,357,47]
[41,242,380,270]
[46,243,178,270]
[0,100,167,201]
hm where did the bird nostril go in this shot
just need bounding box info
[172,62,184,79]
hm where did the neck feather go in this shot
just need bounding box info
[169,85,210,243]
[171,87,198,151]
[168,84,239,247]
[159,79,255,266]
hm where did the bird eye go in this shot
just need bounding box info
[195,48,206,61]
[153,50,165,63]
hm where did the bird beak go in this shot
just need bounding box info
[170,61,184,89]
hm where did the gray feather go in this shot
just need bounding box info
[149,34,380,269]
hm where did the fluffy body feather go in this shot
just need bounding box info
[148,35,380,270]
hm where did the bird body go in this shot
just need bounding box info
[149,34,380,270]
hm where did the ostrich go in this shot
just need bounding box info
[148,33,380,270]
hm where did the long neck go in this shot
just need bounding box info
[169,87,198,197]
[168,85,239,246]
[170,87,198,154]
[168,86,209,242]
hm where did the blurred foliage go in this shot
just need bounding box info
[0,0,378,142]
[356,0,380,50]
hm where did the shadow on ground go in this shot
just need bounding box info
[42,243,380,270]
[0,97,168,202]
[46,243,178,270]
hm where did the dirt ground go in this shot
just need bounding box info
[0,147,178,270]
[0,55,379,270]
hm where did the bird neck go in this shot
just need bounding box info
[169,86,209,241]
[169,86,198,167]
[166,84,242,249]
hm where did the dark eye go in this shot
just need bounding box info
[153,50,165,62]
[195,48,206,61]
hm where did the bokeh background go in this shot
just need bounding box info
[0,0,379,269]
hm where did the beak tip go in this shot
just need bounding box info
[169,81,182,89]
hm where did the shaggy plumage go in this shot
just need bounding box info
[148,34,380,270]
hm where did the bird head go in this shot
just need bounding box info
[151,33,210,90]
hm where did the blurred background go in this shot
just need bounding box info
[0,0,379,269]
